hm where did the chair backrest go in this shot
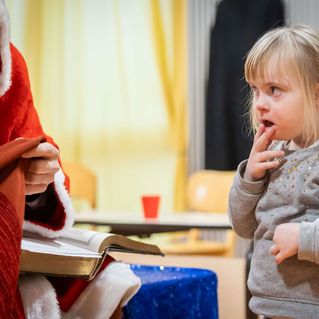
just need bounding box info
[186,170,236,212]
[62,161,97,209]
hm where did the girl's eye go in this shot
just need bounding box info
[270,86,280,95]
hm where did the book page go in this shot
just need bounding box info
[60,228,113,253]
[22,237,101,258]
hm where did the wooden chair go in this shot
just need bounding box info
[187,170,235,212]
[62,161,97,209]
[162,170,236,256]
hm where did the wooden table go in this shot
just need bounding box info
[74,211,231,236]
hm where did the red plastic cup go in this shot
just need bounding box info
[141,195,160,219]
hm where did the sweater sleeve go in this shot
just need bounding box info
[228,160,267,239]
[298,219,319,263]
[298,169,319,264]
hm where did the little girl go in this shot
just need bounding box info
[228,25,319,319]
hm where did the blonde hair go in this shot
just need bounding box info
[245,25,319,145]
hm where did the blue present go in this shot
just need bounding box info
[124,265,218,319]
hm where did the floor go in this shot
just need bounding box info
[110,252,246,319]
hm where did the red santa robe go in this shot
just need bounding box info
[0,3,140,319]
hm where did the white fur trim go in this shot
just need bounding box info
[19,275,61,319]
[23,169,74,238]
[0,1,11,96]
[62,262,141,319]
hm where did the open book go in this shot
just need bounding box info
[20,227,163,280]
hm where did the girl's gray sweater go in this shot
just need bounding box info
[228,140,319,319]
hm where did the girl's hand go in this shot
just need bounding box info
[270,223,300,264]
[22,142,60,195]
[244,124,284,182]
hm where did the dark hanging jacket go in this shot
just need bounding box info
[205,0,284,170]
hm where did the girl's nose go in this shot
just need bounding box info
[256,103,269,113]
[255,97,270,114]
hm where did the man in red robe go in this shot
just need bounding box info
[0,2,140,318]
